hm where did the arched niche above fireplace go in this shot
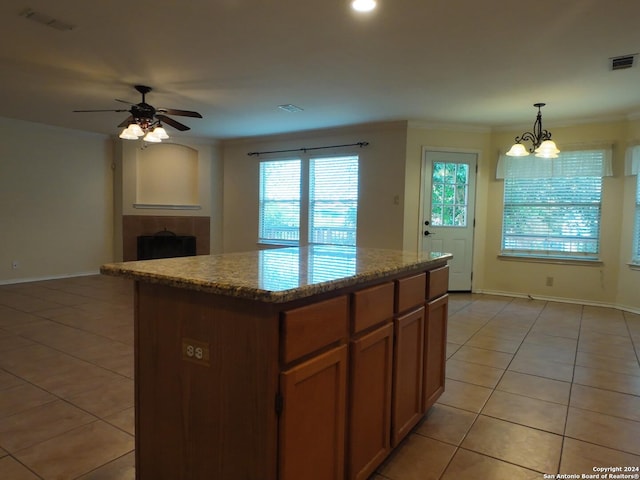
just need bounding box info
[135,143,199,209]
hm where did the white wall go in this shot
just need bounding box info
[403,123,493,299]
[616,118,640,311]
[118,139,215,217]
[483,120,640,312]
[0,117,113,283]
[221,121,408,253]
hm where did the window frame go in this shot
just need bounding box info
[258,158,302,246]
[499,149,607,262]
[632,173,640,265]
[258,154,359,247]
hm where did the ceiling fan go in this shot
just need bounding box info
[73,85,202,141]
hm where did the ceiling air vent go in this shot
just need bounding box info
[611,54,636,71]
[19,8,75,31]
[277,104,304,113]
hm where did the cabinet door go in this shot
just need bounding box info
[279,345,347,480]
[348,323,394,480]
[391,306,425,446]
[423,294,448,411]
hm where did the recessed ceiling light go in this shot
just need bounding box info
[277,104,304,113]
[351,0,377,13]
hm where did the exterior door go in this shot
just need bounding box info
[421,150,477,291]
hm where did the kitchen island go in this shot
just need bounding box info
[101,245,452,480]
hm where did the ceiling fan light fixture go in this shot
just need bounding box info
[128,123,145,137]
[143,131,162,143]
[119,127,138,140]
[74,85,202,138]
[152,125,169,139]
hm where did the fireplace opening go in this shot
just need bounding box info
[137,229,197,260]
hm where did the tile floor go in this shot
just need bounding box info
[0,275,639,479]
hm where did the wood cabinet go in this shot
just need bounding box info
[391,306,425,445]
[131,261,449,480]
[347,323,394,480]
[423,294,448,411]
[423,265,449,412]
[347,282,394,480]
[278,297,349,480]
[279,345,348,480]
[391,273,427,446]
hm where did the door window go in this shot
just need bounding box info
[431,162,469,227]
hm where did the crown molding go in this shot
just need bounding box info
[408,120,491,133]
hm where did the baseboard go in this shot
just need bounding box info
[0,270,100,286]
[472,288,640,315]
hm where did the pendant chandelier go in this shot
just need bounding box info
[506,103,560,158]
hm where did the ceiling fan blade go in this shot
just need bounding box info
[157,108,202,118]
[156,114,190,131]
[118,115,134,127]
[73,109,130,113]
[115,98,135,105]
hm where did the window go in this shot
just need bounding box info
[259,155,359,246]
[309,157,359,245]
[259,160,301,243]
[431,161,469,227]
[259,245,357,291]
[633,174,640,264]
[500,149,609,260]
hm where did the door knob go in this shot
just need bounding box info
[424,230,433,236]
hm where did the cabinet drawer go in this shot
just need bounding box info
[394,273,426,313]
[426,266,449,300]
[281,296,349,364]
[352,282,394,334]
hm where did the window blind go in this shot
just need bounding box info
[501,150,605,259]
[634,174,640,264]
[309,245,357,283]
[259,159,301,243]
[309,156,359,246]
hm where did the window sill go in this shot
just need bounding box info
[628,263,640,271]
[258,240,300,248]
[498,254,603,266]
[133,203,201,210]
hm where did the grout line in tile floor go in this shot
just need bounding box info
[439,296,549,477]
[1,277,640,479]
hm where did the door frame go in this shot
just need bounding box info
[418,146,481,291]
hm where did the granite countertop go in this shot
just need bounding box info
[100,245,452,303]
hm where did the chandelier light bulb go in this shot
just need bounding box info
[534,140,560,158]
[506,143,529,157]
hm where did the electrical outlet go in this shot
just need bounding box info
[11,260,19,269]
[545,276,554,287]
[182,338,210,366]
